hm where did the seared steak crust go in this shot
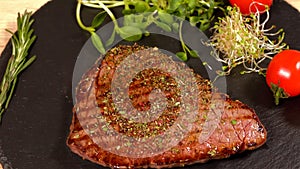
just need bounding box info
[67,44,267,168]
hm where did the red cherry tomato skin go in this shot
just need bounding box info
[229,0,273,15]
[266,50,300,97]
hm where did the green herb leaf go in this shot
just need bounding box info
[17,55,37,74]
[231,120,237,125]
[124,14,149,29]
[144,31,150,36]
[176,52,187,61]
[172,22,179,32]
[91,11,107,28]
[145,6,157,12]
[123,14,134,26]
[122,9,133,15]
[91,32,106,54]
[190,16,201,26]
[158,11,174,25]
[199,20,211,31]
[154,20,172,32]
[177,5,187,18]
[168,0,182,11]
[76,0,225,65]
[129,22,149,30]
[189,50,199,58]
[208,149,217,156]
[134,14,145,23]
[188,0,197,8]
[134,1,149,13]
[0,11,37,122]
[222,66,228,71]
[118,26,143,41]
[105,30,116,47]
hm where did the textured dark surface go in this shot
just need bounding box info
[0,0,299,169]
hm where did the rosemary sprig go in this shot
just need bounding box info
[0,11,37,122]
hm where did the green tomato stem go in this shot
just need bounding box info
[270,83,289,105]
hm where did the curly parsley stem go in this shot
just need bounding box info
[95,1,120,30]
[76,1,95,32]
[81,0,125,9]
[178,21,187,54]
[79,0,120,30]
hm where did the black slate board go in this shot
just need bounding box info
[0,0,299,169]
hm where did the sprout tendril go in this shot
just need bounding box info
[208,6,287,75]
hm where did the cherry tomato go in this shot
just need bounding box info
[266,50,300,105]
[229,0,273,15]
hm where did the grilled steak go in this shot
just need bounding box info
[67,44,267,168]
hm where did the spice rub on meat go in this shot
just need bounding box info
[67,44,267,168]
